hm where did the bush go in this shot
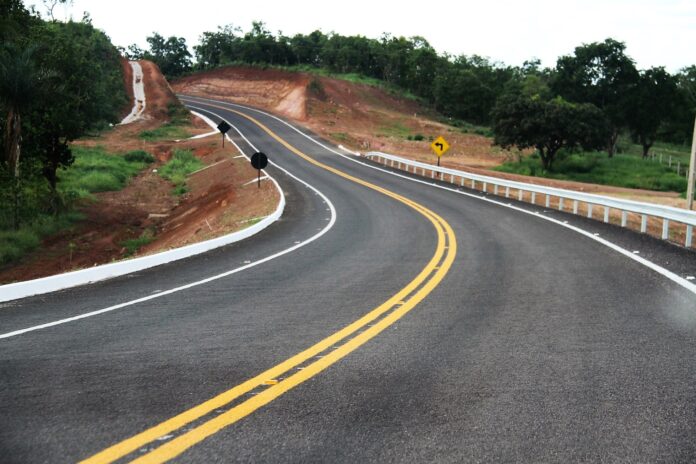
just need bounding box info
[413,133,425,141]
[124,150,155,163]
[158,149,204,195]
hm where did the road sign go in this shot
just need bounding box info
[217,121,231,134]
[217,121,231,147]
[250,152,268,188]
[431,136,450,158]
[250,152,268,170]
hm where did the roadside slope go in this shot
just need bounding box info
[173,66,690,210]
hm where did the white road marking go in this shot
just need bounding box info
[186,96,696,297]
[0,107,338,341]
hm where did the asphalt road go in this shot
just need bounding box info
[1,96,695,463]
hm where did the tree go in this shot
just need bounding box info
[25,19,126,210]
[143,33,192,78]
[491,93,609,170]
[0,44,44,228]
[627,67,679,157]
[553,38,639,156]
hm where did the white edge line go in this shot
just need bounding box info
[181,96,696,297]
[0,108,338,340]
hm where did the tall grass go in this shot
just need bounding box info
[495,151,688,193]
[59,147,154,197]
[0,212,83,265]
[158,149,204,195]
[0,147,153,267]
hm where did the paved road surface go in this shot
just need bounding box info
[1,96,694,463]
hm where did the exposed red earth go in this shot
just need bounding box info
[0,61,278,284]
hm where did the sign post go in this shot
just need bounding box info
[430,136,450,177]
[687,115,696,210]
[250,152,269,189]
[217,120,231,148]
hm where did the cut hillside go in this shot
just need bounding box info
[172,66,691,211]
[173,66,505,168]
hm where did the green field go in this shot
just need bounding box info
[495,140,691,194]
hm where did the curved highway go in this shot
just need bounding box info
[1,96,695,463]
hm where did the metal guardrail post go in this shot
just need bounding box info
[363,151,696,246]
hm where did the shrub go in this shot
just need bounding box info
[124,150,155,163]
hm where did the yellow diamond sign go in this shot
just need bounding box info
[431,136,450,158]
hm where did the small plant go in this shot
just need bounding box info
[413,134,425,141]
[307,78,326,100]
[121,229,155,257]
[158,149,204,195]
[124,150,155,164]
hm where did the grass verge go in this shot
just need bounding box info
[494,151,689,193]
[0,212,83,266]
[59,147,154,198]
[158,149,204,195]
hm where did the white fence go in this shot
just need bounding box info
[365,151,696,248]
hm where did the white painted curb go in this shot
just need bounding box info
[0,115,286,303]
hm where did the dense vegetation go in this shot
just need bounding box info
[127,23,694,157]
[1,0,128,262]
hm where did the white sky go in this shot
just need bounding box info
[29,0,696,72]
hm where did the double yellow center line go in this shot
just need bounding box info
[80,104,456,464]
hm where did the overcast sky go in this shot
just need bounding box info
[30,0,696,72]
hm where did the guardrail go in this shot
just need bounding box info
[364,151,696,248]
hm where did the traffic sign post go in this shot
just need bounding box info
[250,152,268,189]
[430,136,450,177]
[217,120,231,148]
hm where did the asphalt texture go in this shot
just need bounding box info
[1,96,695,463]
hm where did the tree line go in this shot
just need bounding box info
[127,22,695,170]
[1,0,126,229]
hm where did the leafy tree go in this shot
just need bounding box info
[627,67,679,157]
[0,44,44,227]
[143,32,192,78]
[25,19,127,210]
[491,93,609,170]
[553,38,639,156]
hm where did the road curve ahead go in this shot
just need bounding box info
[1,95,695,463]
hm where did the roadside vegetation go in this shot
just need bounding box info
[139,103,192,141]
[0,146,153,265]
[158,149,204,195]
[126,22,694,196]
[1,0,130,264]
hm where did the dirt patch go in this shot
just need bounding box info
[172,66,505,168]
[174,67,310,120]
[0,132,279,284]
[139,60,180,120]
[0,62,280,285]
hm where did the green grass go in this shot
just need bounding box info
[495,151,689,193]
[0,212,83,265]
[120,229,155,257]
[139,124,191,142]
[139,102,193,141]
[330,132,351,142]
[158,149,204,195]
[58,146,154,197]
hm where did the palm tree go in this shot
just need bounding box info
[0,44,40,228]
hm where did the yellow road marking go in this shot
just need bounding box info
[80,103,456,464]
